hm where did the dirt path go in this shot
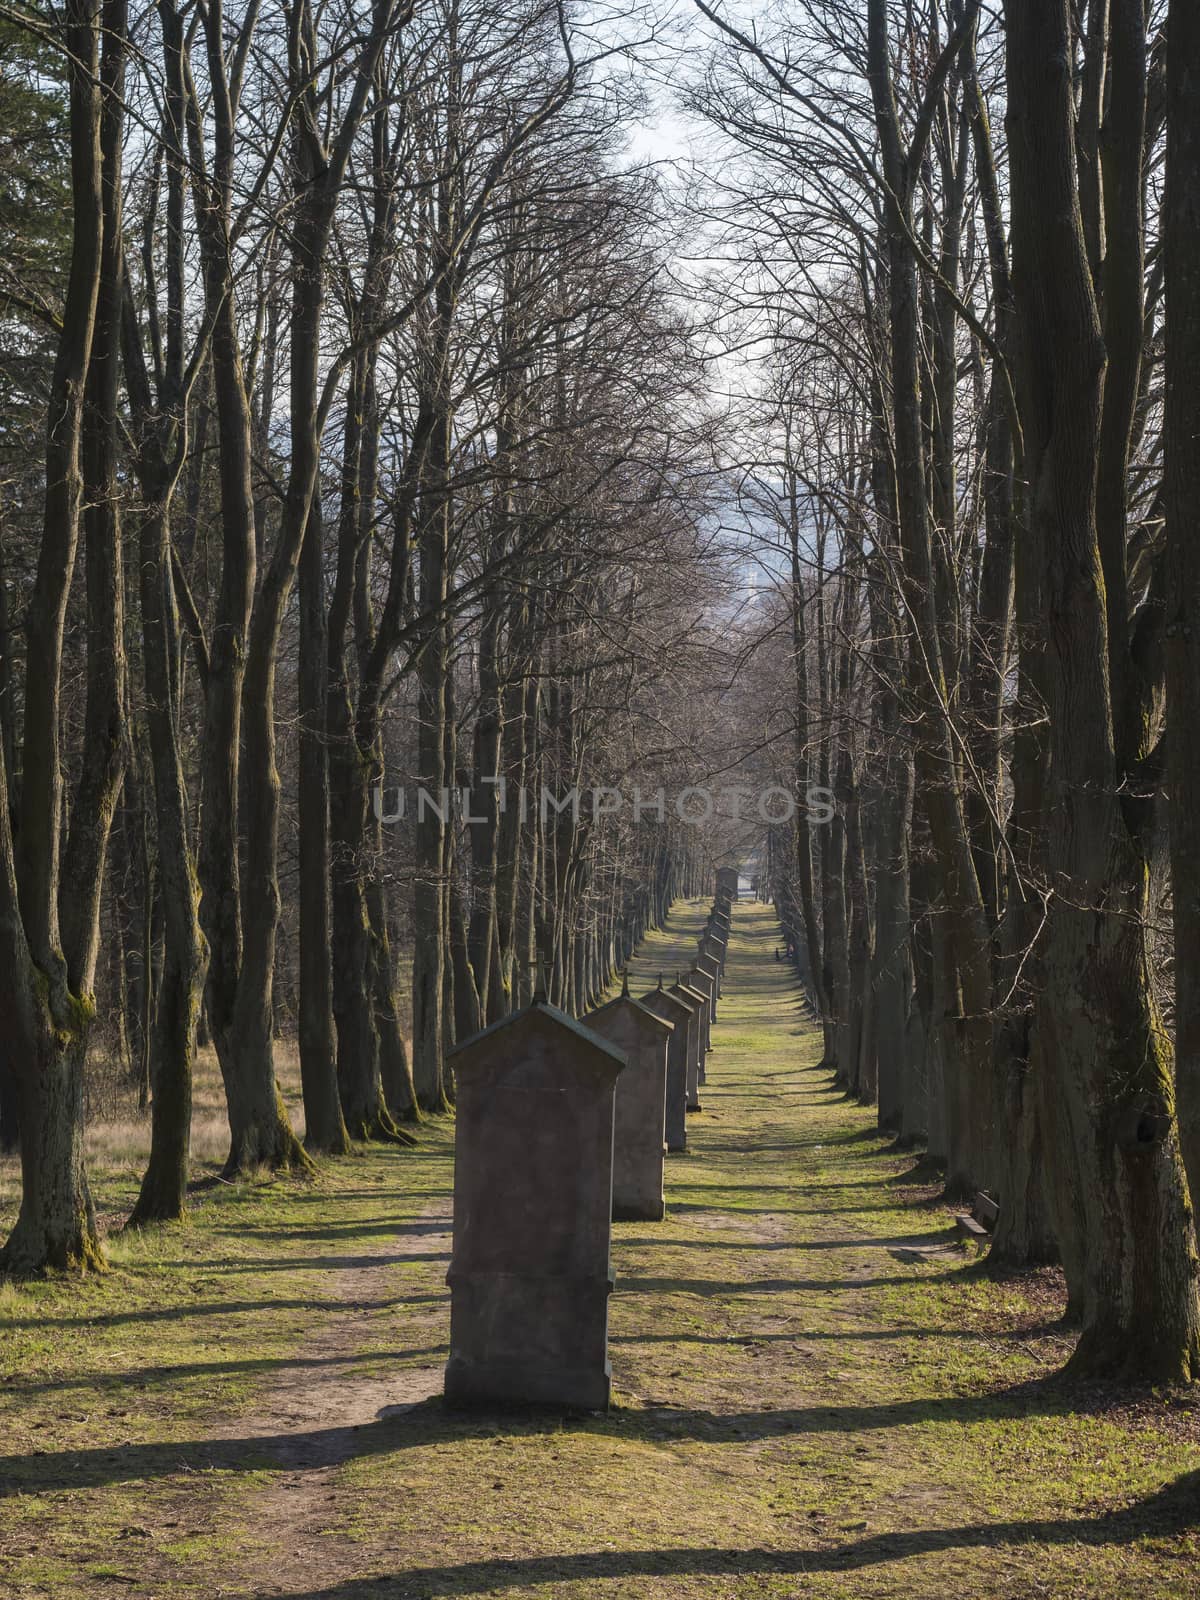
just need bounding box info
[219,1211,451,1597]
[5,899,1198,1599]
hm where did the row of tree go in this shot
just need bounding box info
[0,0,725,1273]
[695,0,1200,1382]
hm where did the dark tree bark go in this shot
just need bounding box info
[1,0,117,1274]
[286,0,396,1156]
[123,0,210,1224]
[185,0,308,1174]
[866,0,998,1197]
[412,338,453,1111]
[1005,0,1200,1380]
[297,488,351,1155]
[1165,0,1200,1213]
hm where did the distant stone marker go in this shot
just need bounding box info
[670,975,708,1109]
[689,958,718,1024]
[640,977,692,1152]
[695,946,722,1002]
[687,965,718,1085]
[443,992,624,1411]
[702,933,727,976]
[716,867,739,900]
[585,977,671,1221]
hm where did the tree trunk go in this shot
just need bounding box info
[867,0,998,1193]
[1006,0,1200,1380]
[297,497,351,1154]
[1,0,109,1274]
[1165,0,1200,1222]
[366,862,418,1128]
[412,373,452,1111]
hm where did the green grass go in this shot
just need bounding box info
[1,900,1198,1597]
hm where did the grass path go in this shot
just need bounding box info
[2,899,1199,1598]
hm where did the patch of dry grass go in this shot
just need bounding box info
[2,1037,313,1232]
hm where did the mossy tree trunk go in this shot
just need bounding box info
[287,0,402,1159]
[1,0,125,1275]
[1165,0,1200,1225]
[784,465,830,1046]
[122,0,210,1224]
[127,492,209,1225]
[184,0,306,1177]
[867,0,999,1198]
[412,311,454,1113]
[366,864,418,1128]
[187,0,393,1175]
[325,176,421,1142]
[1005,0,1200,1379]
[0,987,103,1274]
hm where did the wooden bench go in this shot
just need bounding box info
[954,1191,999,1248]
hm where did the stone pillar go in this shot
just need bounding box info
[684,970,713,1056]
[444,997,624,1410]
[696,943,722,1000]
[669,976,707,1110]
[715,866,739,901]
[702,930,727,975]
[688,966,716,1085]
[585,979,670,1221]
[640,977,692,1152]
[689,959,718,1030]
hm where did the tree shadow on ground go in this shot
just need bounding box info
[148,1250,452,1275]
[616,1229,956,1253]
[3,1286,447,1333]
[4,1345,451,1398]
[611,1322,1063,1346]
[615,1270,964,1295]
[658,1198,915,1216]
[215,1217,450,1243]
[238,1467,1200,1597]
[0,1371,1161,1500]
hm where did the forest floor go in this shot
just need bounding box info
[2,900,1200,1599]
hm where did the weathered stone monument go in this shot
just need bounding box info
[585,977,670,1221]
[670,975,707,1109]
[716,866,739,901]
[687,965,717,1085]
[702,931,727,974]
[690,958,718,1023]
[443,990,624,1410]
[685,968,713,1055]
[640,977,692,1152]
[696,943,722,1000]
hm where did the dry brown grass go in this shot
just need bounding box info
[0,1037,310,1231]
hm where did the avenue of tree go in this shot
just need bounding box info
[2,0,1200,1394]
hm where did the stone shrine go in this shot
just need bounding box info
[716,867,739,900]
[702,934,727,976]
[585,978,671,1221]
[443,993,624,1410]
[688,959,718,1031]
[696,946,722,1002]
[639,978,692,1152]
[670,975,708,1108]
